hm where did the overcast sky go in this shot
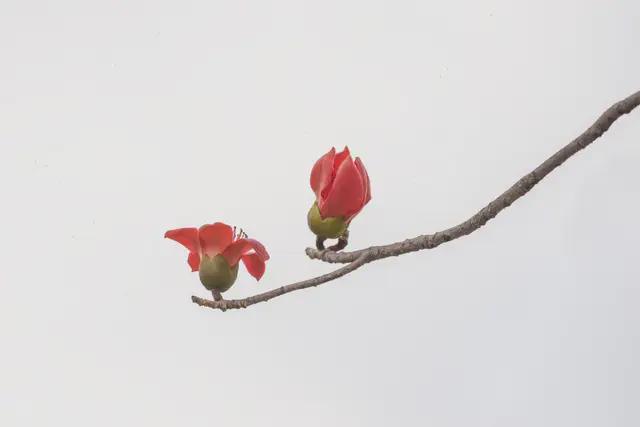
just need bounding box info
[1,1,639,426]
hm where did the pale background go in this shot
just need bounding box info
[1,1,639,426]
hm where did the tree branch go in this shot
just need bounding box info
[191,253,371,311]
[307,90,640,264]
[193,89,640,311]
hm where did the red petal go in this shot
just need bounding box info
[241,253,266,281]
[319,155,365,219]
[346,157,372,221]
[246,238,270,261]
[165,227,199,253]
[222,238,270,267]
[355,157,371,206]
[310,147,336,200]
[198,223,233,257]
[333,146,351,170]
[188,252,201,272]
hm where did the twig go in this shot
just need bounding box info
[307,90,640,264]
[315,230,350,251]
[191,254,371,310]
[193,89,640,311]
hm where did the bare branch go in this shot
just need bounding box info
[193,89,640,311]
[191,253,370,311]
[307,89,640,264]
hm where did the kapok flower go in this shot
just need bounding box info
[165,222,269,292]
[308,146,371,239]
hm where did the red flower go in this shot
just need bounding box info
[165,222,269,291]
[310,146,371,223]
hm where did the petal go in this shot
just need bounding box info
[198,222,233,257]
[188,252,201,272]
[222,238,270,267]
[345,157,372,222]
[319,155,365,219]
[165,227,199,253]
[241,253,266,281]
[245,238,270,261]
[355,157,371,206]
[333,146,351,171]
[310,147,336,200]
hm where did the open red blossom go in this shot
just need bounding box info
[310,146,371,222]
[164,222,269,281]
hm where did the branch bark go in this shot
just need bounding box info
[193,89,640,311]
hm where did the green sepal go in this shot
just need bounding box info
[307,202,348,239]
[198,254,239,292]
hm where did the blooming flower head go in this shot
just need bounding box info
[165,222,269,292]
[308,146,371,238]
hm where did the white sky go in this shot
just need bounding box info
[1,1,639,426]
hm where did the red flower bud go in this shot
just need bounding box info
[165,222,269,292]
[310,146,371,225]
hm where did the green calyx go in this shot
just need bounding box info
[307,202,348,239]
[198,254,239,292]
